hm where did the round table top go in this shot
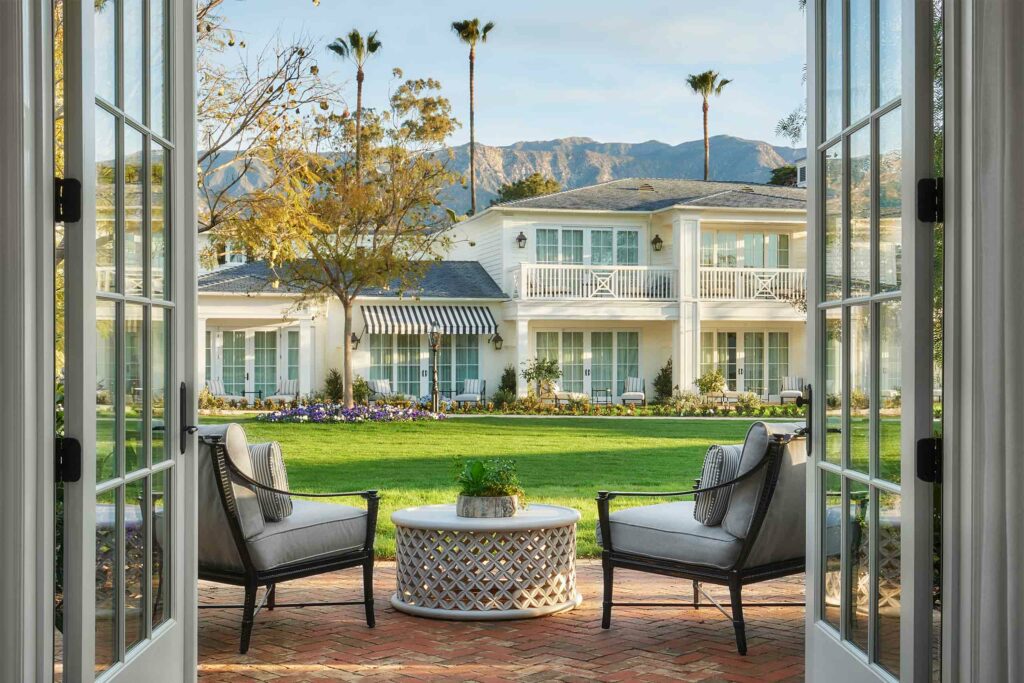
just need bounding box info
[391,503,580,531]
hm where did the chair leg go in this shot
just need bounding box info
[267,583,276,611]
[362,559,376,628]
[693,580,700,609]
[728,579,747,656]
[601,559,614,629]
[240,582,257,655]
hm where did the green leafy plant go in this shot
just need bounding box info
[695,369,726,398]
[850,388,870,411]
[653,358,674,403]
[521,357,561,394]
[352,375,371,404]
[455,458,525,501]
[324,368,345,404]
[499,364,517,394]
[491,387,516,409]
[735,392,762,415]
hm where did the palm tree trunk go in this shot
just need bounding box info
[355,67,364,182]
[343,300,354,408]
[702,99,710,181]
[469,46,476,215]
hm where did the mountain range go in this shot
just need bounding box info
[445,135,805,212]
[200,134,805,216]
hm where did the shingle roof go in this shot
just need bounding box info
[494,178,806,212]
[198,260,507,299]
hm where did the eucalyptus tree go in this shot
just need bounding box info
[328,29,382,180]
[685,70,732,181]
[451,18,495,215]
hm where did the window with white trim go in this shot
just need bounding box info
[287,329,300,381]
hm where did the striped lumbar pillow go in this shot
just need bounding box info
[248,442,293,522]
[693,444,743,526]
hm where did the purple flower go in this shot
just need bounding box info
[257,403,447,424]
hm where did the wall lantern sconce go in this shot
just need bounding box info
[489,332,504,351]
[515,232,528,249]
[350,332,361,350]
[651,234,664,252]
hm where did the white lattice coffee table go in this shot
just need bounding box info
[390,504,583,620]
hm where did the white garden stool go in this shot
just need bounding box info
[390,504,583,620]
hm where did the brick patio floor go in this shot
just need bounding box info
[199,561,805,682]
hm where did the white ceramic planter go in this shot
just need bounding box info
[456,494,519,518]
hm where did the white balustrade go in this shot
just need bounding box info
[698,267,807,302]
[511,263,677,301]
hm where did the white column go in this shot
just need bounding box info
[298,319,313,396]
[515,318,529,397]
[673,217,701,391]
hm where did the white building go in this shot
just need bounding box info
[198,178,808,403]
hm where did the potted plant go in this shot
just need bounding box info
[455,458,525,518]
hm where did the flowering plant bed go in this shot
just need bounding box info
[259,403,446,424]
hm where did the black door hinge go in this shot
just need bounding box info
[917,177,944,223]
[916,437,942,483]
[55,436,83,483]
[54,177,83,223]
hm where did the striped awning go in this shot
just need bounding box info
[362,305,498,335]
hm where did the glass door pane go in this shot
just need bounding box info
[561,229,583,264]
[369,334,394,384]
[395,334,421,397]
[536,228,559,263]
[615,230,639,265]
[716,332,737,391]
[221,332,246,396]
[716,232,737,267]
[590,230,613,266]
[561,332,584,393]
[253,331,277,398]
[615,332,639,397]
[744,234,765,268]
[743,333,764,396]
[287,330,300,382]
[437,336,453,394]
[590,332,614,395]
[767,332,790,397]
[454,335,479,391]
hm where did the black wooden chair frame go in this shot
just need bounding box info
[597,431,806,655]
[199,435,380,654]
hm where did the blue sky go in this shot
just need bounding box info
[215,0,807,148]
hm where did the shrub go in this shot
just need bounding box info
[499,364,517,394]
[653,358,674,404]
[850,388,870,411]
[491,387,516,409]
[565,395,590,411]
[735,392,762,415]
[694,369,726,398]
[455,458,525,501]
[826,392,842,409]
[323,368,345,404]
[521,357,561,395]
[352,375,371,404]
[666,389,701,414]
[259,403,445,423]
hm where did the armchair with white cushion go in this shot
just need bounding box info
[264,378,299,403]
[207,378,243,401]
[620,376,646,406]
[551,382,587,406]
[779,376,805,404]
[453,378,486,406]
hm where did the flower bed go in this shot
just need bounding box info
[259,403,446,424]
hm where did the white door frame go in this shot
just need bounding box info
[0,0,198,680]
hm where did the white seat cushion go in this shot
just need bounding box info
[247,499,367,571]
[779,389,804,398]
[620,391,646,401]
[597,500,743,570]
[454,393,482,403]
[555,391,586,401]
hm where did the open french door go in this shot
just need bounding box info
[61,0,196,680]
[805,0,938,681]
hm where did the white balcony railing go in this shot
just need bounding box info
[511,263,677,301]
[699,267,807,302]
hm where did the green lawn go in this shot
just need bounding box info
[201,416,790,558]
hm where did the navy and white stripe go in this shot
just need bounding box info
[362,305,498,335]
[693,444,743,526]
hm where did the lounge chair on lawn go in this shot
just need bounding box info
[453,378,486,406]
[197,423,379,654]
[552,382,587,406]
[264,378,299,403]
[207,378,243,402]
[620,377,646,406]
[597,421,807,655]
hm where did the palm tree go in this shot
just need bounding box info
[328,29,382,181]
[686,70,732,181]
[451,18,495,215]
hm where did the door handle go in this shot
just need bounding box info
[796,384,812,456]
[180,381,198,455]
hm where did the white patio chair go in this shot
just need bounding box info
[552,382,587,406]
[620,377,646,406]
[453,378,486,406]
[780,376,804,404]
[265,378,299,403]
[208,378,243,401]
